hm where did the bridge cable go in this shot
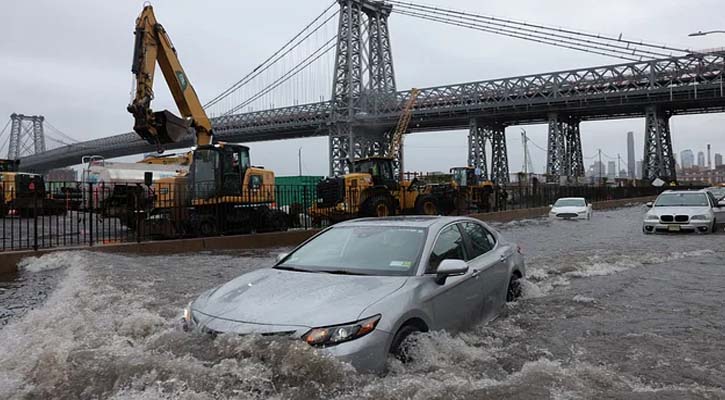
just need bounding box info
[204,1,339,110]
[44,120,79,143]
[390,3,676,60]
[389,1,692,57]
[223,37,338,116]
[392,9,645,62]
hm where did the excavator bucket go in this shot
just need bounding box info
[152,110,190,145]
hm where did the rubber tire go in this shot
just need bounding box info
[415,194,440,216]
[362,195,394,218]
[507,275,522,302]
[712,219,717,235]
[198,218,217,237]
[389,324,421,363]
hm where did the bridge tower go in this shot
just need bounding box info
[546,113,584,183]
[468,119,510,185]
[642,106,676,183]
[8,114,46,159]
[329,0,397,176]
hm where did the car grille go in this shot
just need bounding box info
[557,213,578,218]
[316,177,344,208]
[659,215,689,224]
[204,327,297,339]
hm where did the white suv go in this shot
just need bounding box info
[643,190,725,234]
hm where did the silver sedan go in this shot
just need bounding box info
[183,216,526,372]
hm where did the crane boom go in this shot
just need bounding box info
[386,88,421,159]
[127,5,213,148]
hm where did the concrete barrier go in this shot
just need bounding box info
[0,195,656,276]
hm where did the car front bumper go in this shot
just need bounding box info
[189,314,393,372]
[549,213,588,220]
[643,221,713,233]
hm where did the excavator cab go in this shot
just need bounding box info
[190,144,250,200]
[353,157,397,188]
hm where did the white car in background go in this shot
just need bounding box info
[643,190,725,234]
[548,197,592,220]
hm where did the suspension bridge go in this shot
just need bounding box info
[13,0,725,183]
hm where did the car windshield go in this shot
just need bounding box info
[554,199,586,207]
[277,226,426,276]
[655,193,709,207]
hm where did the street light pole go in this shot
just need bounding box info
[688,30,725,37]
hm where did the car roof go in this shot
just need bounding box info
[556,197,586,201]
[336,216,479,229]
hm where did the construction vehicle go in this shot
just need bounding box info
[449,166,495,212]
[127,5,286,236]
[0,159,64,217]
[313,88,451,220]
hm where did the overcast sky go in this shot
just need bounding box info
[2,0,724,176]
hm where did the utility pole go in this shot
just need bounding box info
[298,147,302,176]
[521,129,528,175]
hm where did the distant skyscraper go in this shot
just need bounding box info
[697,151,706,168]
[716,153,724,167]
[607,161,617,179]
[680,150,694,169]
[627,131,635,178]
[707,144,712,169]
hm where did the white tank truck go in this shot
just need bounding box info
[80,155,189,230]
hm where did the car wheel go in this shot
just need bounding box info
[507,275,523,302]
[389,324,421,363]
[362,195,394,218]
[712,219,717,234]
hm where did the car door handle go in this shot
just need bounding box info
[499,255,507,262]
[471,269,480,278]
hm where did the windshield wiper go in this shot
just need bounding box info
[273,265,317,273]
[316,269,368,276]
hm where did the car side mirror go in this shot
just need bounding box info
[275,253,288,263]
[434,259,469,285]
[718,200,725,208]
[548,204,553,208]
[645,201,653,208]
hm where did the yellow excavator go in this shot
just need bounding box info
[128,5,285,236]
[313,88,449,220]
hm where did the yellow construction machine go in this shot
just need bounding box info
[127,5,285,236]
[313,88,449,220]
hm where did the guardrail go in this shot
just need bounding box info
[0,181,704,252]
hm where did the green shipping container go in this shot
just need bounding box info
[274,176,324,208]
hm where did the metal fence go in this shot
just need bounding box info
[0,181,704,252]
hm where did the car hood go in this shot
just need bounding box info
[647,206,712,216]
[193,268,407,328]
[551,206,586,214]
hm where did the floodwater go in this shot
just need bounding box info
[0,205,724,399]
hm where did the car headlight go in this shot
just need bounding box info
[577,210,586,214]
[644,214,659,222]
[182,302,195,331]
[302,315,381,347]
[691,215,709,221]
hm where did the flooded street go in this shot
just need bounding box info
[0,205,723,399]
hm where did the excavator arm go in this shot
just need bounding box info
[127,5,213,148]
